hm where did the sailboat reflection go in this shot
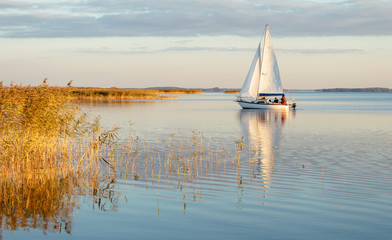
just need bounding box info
[239,109,294,189]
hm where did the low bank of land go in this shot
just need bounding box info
[70,87,202,100]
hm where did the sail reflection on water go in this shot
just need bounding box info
[239,109,294,189]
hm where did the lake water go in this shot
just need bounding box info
[2,92,392,240]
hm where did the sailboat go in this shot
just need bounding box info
[235,25,296,109]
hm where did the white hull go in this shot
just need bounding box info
[237,101,290,109]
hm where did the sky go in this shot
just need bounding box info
[0,0,391,89]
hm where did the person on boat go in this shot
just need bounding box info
[274,97,279,103]
[281,95,287,105]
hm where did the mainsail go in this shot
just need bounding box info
[239,25,283,99]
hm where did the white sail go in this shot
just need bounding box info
[239,25,283,99]
[258,26,283,94]
[239,43,261,99]
[236,25,294,110]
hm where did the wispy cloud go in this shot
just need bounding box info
[0,0,391,38]
[162,46,254,52]
[74,46,363,55]
[279,48,364,54]
[74,46,254,55]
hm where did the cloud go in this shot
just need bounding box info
[73,45,363,55]
[74,46,254,55]
[279,48,364,54]
[162,46,254,52]
[0,0,391,38]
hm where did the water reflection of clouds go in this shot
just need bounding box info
[239,109,295,189]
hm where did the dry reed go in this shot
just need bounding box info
[224,90,240,94]
[0,83,119,233]
[0,83,262,234]
[70,87,202,101]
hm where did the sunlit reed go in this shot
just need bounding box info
[0,83,120,233]
[224,90,240,94]
[0,83,273,234]
[70,87,202,101]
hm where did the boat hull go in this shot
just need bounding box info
[237,101,290,109]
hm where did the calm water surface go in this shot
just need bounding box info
[3,92,392,240]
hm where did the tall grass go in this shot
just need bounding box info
[0,83,210,233]
[0,83,261,234]
[224,90,240,94]
[70,87,202,101]
[0,84,76,168]
[0,83,119,233]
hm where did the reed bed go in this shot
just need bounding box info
[0,84,120,233]
[116,131,230,184]
[70,87,202,101]
[224,90,240,94]
[111,131,257,206]
[0,83,261,234]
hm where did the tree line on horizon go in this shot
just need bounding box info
[319,87,391,92]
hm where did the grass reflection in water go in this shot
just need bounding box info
[0,83,122,234]
[1,83,256,235]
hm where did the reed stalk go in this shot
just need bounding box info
[69,87,202,101]
[1,83,267,235]
[0,84,120,233]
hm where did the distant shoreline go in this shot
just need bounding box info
[147,86,391,93]
[314,88,392,92]
[162,87,392,93]
[2,83,390,93]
